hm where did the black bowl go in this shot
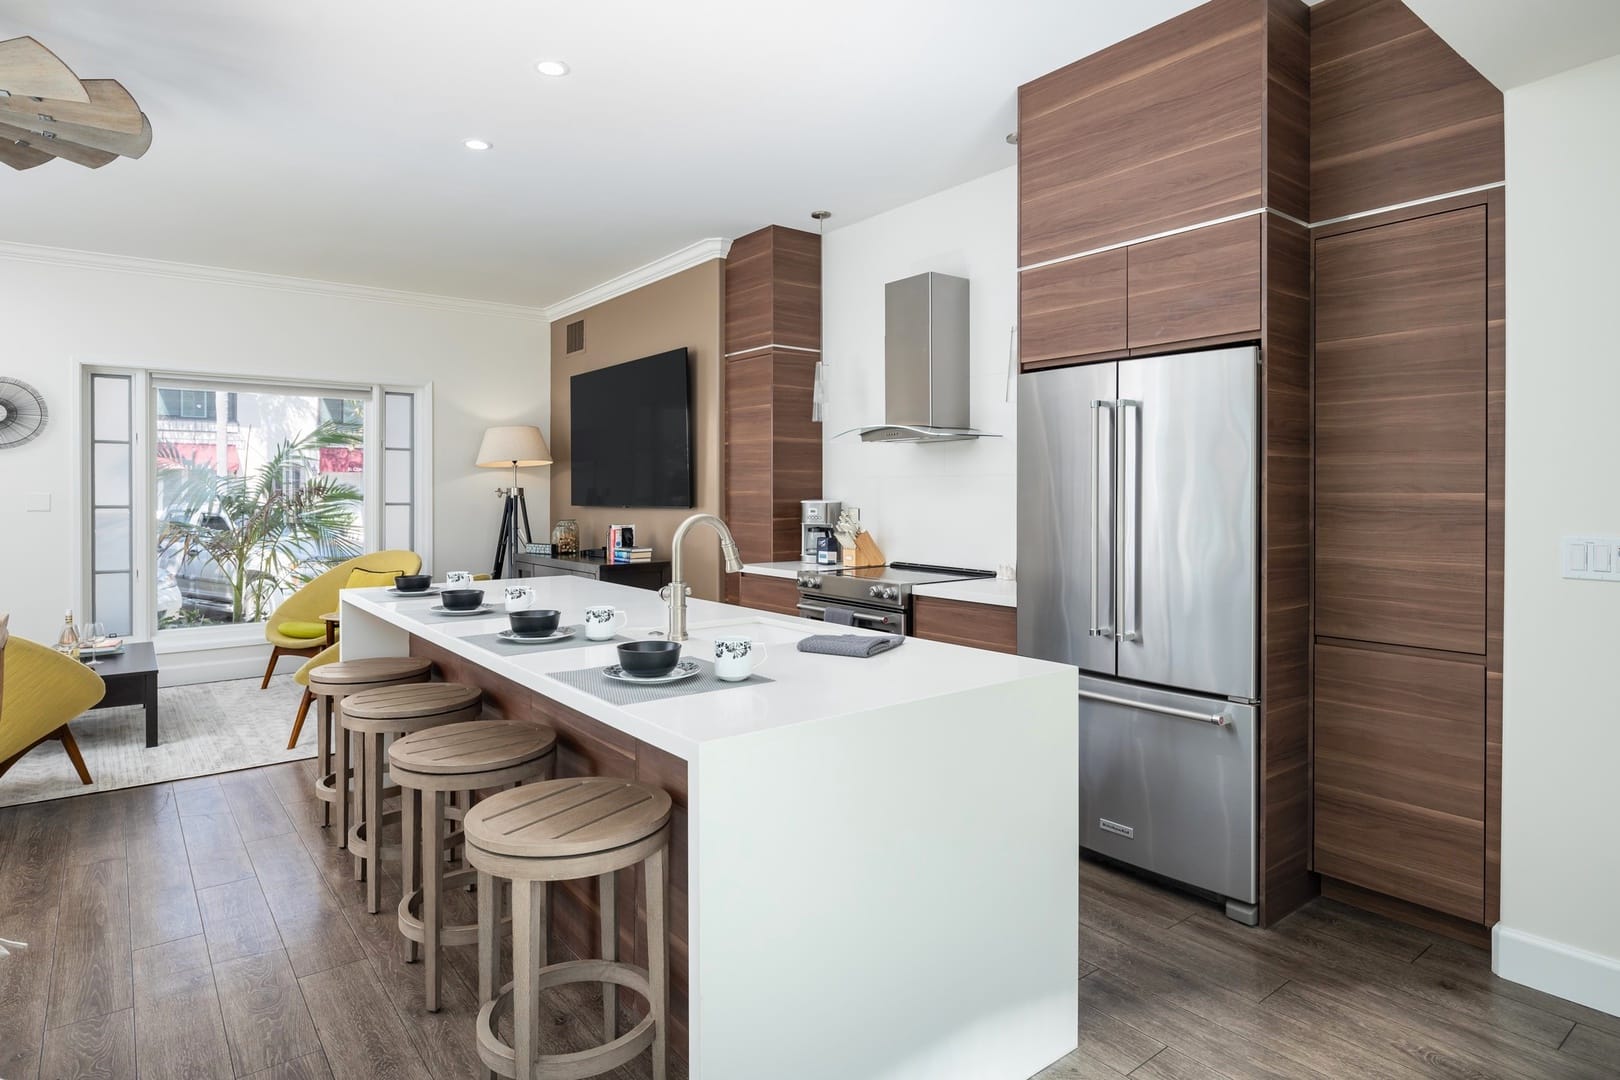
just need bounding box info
[395,573,431,593]
[617,640,682,676]
[440,588,485,611]
[509,609,561,637]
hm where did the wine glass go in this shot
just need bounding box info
[82,621,108,667]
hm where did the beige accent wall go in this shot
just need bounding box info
[549,260,726,599]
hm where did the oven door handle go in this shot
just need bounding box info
[795,601,895,626]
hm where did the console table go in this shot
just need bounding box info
[512,552,672,592]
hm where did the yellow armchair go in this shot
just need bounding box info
[0,636,106,784]
[260,550,422,688]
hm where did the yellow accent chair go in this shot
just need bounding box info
[261,551,421,688]
[285,642,340,749]
[0,632,106,785]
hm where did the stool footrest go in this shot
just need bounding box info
[476,961,656,1080]
[397,874,484,947]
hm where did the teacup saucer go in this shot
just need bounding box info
[603,660,701,685]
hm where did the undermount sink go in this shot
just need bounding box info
[627,616,809,647]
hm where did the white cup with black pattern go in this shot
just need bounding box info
[582,606,629,641]
[712,634,767,682]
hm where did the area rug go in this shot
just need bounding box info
[0,674,315,808]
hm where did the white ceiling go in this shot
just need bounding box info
[0,0,1203,308]
[1406,0,1620,90]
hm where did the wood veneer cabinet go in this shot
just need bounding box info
[722,226,822,603]
[1309,0,1505,932]
[737,573,800,618]
[911,596,1018,654]
[1016,0,1305,368]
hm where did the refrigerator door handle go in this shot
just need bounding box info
[1089,399,1116,639]
[1117,398,1141,643]
[1078,688,1230,726]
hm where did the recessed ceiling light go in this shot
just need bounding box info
[463,138,493,151]
[535,60,570,77]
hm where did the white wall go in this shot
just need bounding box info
[1496,52,1620,1016]
[821,167,1018,572]
[0,249,549,655]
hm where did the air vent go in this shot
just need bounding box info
[565,319,585,354]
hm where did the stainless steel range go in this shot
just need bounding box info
[795,562,993,636]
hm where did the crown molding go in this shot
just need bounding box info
[541,237,732,323]
[0,240,551,322]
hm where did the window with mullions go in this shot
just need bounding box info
[157,388,237,423]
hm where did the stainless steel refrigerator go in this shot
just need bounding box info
[1018,345,1260,924]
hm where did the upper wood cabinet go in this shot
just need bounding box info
[1127,216,1261,349]
[1016,0,1306,367]
[1018,0,1268,265]
[1315,206,1488,654]
[1310,0,1503,222]
[1314,644,1485,922]
[1018,249,1127,367]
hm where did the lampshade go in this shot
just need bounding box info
[476,425,552,468]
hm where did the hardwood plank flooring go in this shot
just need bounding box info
[1,772,1613,1080]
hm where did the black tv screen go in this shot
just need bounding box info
[570,347,694,508]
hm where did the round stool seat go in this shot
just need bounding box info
[465,778,672,861]
[390,720,558,778]
[307,655,432,690]
[342,682,482,734]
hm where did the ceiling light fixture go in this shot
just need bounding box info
[535,60,570,77]
[463,138,493,151]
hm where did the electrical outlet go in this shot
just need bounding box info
[1562,536,1620,581]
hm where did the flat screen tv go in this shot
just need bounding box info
[570,347,694,508]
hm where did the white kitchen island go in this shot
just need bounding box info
[340,575,1078,1080]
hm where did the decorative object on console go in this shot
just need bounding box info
[551,518,580,556]
[0,37,152,170]
[477,425,552,579]
[0,377,48,448]
[608,523,636,550]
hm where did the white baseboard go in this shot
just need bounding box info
[1493,924,1620,1018]
[155,642,281,687]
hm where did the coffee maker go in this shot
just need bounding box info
[801,500,842,560]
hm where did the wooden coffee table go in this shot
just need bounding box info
[87,641,160,748]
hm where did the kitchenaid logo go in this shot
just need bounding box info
[1098,818,1135,839]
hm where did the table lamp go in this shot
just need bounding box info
[476,425,552,578]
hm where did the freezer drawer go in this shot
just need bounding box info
[1078,675,1257,908]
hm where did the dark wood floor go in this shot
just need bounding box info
[2,760,1617,1079]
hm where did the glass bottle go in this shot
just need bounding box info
[55,609,81,661]
[552,518,579,556]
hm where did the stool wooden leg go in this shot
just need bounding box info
[363,733,385,911]
[402,784,419,963]
[316,696,333,828]
[600,870,617,1040]
[425,789,444,1012]
[334,708,351,848]
[648,846,669,1080]
[477,868,498,1080]
[513,878,542,1080]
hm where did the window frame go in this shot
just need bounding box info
[77,362,432,643]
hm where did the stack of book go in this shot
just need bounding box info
[613,547,654,563]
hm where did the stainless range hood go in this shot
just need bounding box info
[837,271,999,444]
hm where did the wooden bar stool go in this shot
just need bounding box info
[389,720,558,1013]
[340,682,484,915]
[307,656,432,842]
[465,778,672,1080]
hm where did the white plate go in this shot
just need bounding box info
[603,660,702,685]
[429,604,494,617]
[496,626,578,644]
[82,644,126,658]
[388,586,440,597]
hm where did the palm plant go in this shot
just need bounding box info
[157,422,363,624]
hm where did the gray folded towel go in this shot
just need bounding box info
[822,604,856,627]
[797,633,905,658]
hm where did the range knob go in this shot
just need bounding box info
[868,585,883,598]
[799,572,821,589]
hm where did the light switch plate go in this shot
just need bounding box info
[24,492,50,513]
[1562,535,1620,581]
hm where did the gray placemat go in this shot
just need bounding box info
[462,628,626,656]
[547,657,773,706]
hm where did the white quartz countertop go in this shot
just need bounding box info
[342,575,1065,762]
[912,577,1019,608]
[738,560,820,579]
